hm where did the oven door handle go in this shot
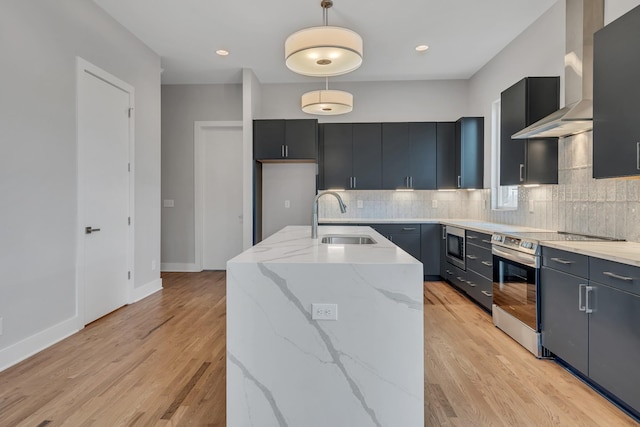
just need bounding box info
[492,246,539,268]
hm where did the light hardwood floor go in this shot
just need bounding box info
[0,272,637,426]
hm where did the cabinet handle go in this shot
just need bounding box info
[602,271,634,282]
[402,227,417,231]
[442,227,446,239]
[285,145,288,158]
[578,284,586,312]
[466,255,478,260]
[467,280,476,287]
[481,290,492,297]
[457,175,461,188]
[409,176,413,188]
[446,270,453,275]
[481,261,493,267]
[637,142,639,170]
[467,235,477,240]
[481,239,492,244]
[353,176,357,188]
[457,276,465,282]
[551,257,574,265]
[585,285,594,314]
[519,164,525,182]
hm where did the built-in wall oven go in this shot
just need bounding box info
[445,226,465,270]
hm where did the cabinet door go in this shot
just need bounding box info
[540,267,588,375]
[382,123,410,189]
[420,224,440,277]
[525,139,558,184]
[322,123,352,190]
[457,117,484,189]
[500,79,527,185]
[352,123,382,189]
[588,282,640,413]
[409,122,436,189]
[391,233,421,261]
[436,122,456,189]
[593,5,640,179]
[254,120,285,160]
[285,119,317,160]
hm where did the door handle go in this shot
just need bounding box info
[578,284,586,312]
[519,164,525,182]
[585,285,594,314]
[85,226,101,234]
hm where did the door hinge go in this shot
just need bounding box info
[128,107,134,118]
[128,271,131,280]
[128,217,131,225]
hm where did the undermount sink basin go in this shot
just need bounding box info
[320,235,376,245]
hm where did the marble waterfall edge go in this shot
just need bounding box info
[227,226,424,427]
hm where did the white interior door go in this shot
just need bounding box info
[78,66,131,324]
[202,126,243,269]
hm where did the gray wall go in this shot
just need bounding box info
[161,84,242,267]
[259,80,470,122]
[0,0,161,363]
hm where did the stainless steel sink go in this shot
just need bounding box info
[320,235,376,245]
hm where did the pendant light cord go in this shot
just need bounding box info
[321,0,332,26]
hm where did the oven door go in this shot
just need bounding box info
[492,246,540,331]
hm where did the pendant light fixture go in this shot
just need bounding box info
[301,78,353,115]
[285,0,363,77]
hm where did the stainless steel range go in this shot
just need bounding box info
[491,231,621,357]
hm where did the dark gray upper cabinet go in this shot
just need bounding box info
[320,123,382,190]
[253,119,317,160]
[382,122,436,190]
[456,117,484,189]
[500,77,559,185]
[436,122,456,189]
[593,5,640,179]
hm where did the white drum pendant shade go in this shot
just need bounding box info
[285,26,363,77]
[301,89,353,115]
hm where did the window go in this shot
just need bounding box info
[491,98,518,210]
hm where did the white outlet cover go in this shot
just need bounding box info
[311,303,338,320]
[284,200,291,209]
[529,200,535,213]
[431,199,438,208]
[163,199,175,208]
[357,200,363,209]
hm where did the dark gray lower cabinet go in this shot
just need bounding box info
[540,266,589,375]
[369,224,421,261]
[588,282,640,414]
[420,224,440,279]
[541,247,640,415]
[439,225,448,279]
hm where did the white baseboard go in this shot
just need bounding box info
[0,316,79,373]
[161,262,201,272]
[131,277,163,303]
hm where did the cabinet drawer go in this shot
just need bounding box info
[542,247,589,278]
[466,243,493,280]
[465,269,493,311]
[369,224,420,236]
[465,230,492,249]
[589,257,640,295]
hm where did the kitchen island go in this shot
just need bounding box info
[226,225,424,427]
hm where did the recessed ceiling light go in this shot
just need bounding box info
[415,44,429,52]
[216,49,229,56]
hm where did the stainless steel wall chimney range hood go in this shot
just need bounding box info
[512,0,604,139]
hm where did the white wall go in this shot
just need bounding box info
[161,84,242,268]
[0,0,161,369]
[259,80,470,122]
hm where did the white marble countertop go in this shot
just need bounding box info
[542,240,640,267]
[319,217,550,234]
[228,225,421,265]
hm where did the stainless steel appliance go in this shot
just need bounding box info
[491,231,622,358]
[445,226,465,270]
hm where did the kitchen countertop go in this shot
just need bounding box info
[542,240,640,267]
[320,218,550,235]
[229,225,421,265]
[227,225,424,426]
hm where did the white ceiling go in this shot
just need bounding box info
[93,0,559,85]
